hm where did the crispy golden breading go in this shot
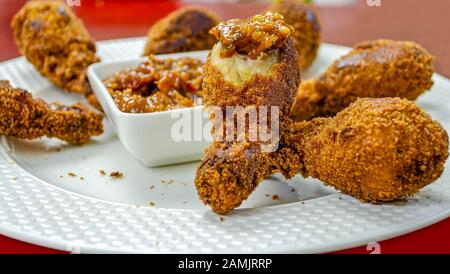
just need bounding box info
[291,40,435,121]
[195,12,300,215]
[0,81,103,145]
[268,0,321,70]
[11,0,100,103]
[277,98,449,202]
[143,6,219,55]
[196,141,274,215]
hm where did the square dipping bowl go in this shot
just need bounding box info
[87,51,211,167]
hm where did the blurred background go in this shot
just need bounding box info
[0,0,449,77]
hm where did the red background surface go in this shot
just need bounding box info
[0,0,449,254]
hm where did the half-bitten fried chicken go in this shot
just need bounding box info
[291,40,435,121]
[0,81,103,145]
[195,12,300,214]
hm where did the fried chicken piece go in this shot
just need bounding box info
[194,15,447,215]
[277,98,448,202]
[0,81,103,145]
[195,12,301,214]
[199,98,448,214]
[11,0,100,105]
[268,0,321,70]
[291,40,435,121]
[143,6,220,55]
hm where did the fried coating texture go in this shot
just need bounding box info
[291,39,435,121]
[0,81,103,145]
[11,0,100,100]
[196,141,274,214]
[143,6,220,55]
[268,0,321,70]
[277,98,449,202]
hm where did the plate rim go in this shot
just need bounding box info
[1,210,449,254]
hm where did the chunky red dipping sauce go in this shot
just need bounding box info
[209,12,294,59]
[103,55,204,113]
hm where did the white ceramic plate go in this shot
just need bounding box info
[0,37,449,254]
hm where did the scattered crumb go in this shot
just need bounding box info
[149,202,155,206]
[56,147,62,152]
[59,175,63,178]
[99,169,106,176]
[301,202,305,205]
[219,216,225,222]
[80,177,84,181]
[272,195,280,201]
[68,172,77,177]
[150,185,155,190]
[291,188,296,192]
[338,196,343,200]
[265,194,270,197]
[110,171,123,179]
[161,179,175,186]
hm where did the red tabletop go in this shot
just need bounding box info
[0,0,449,254]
